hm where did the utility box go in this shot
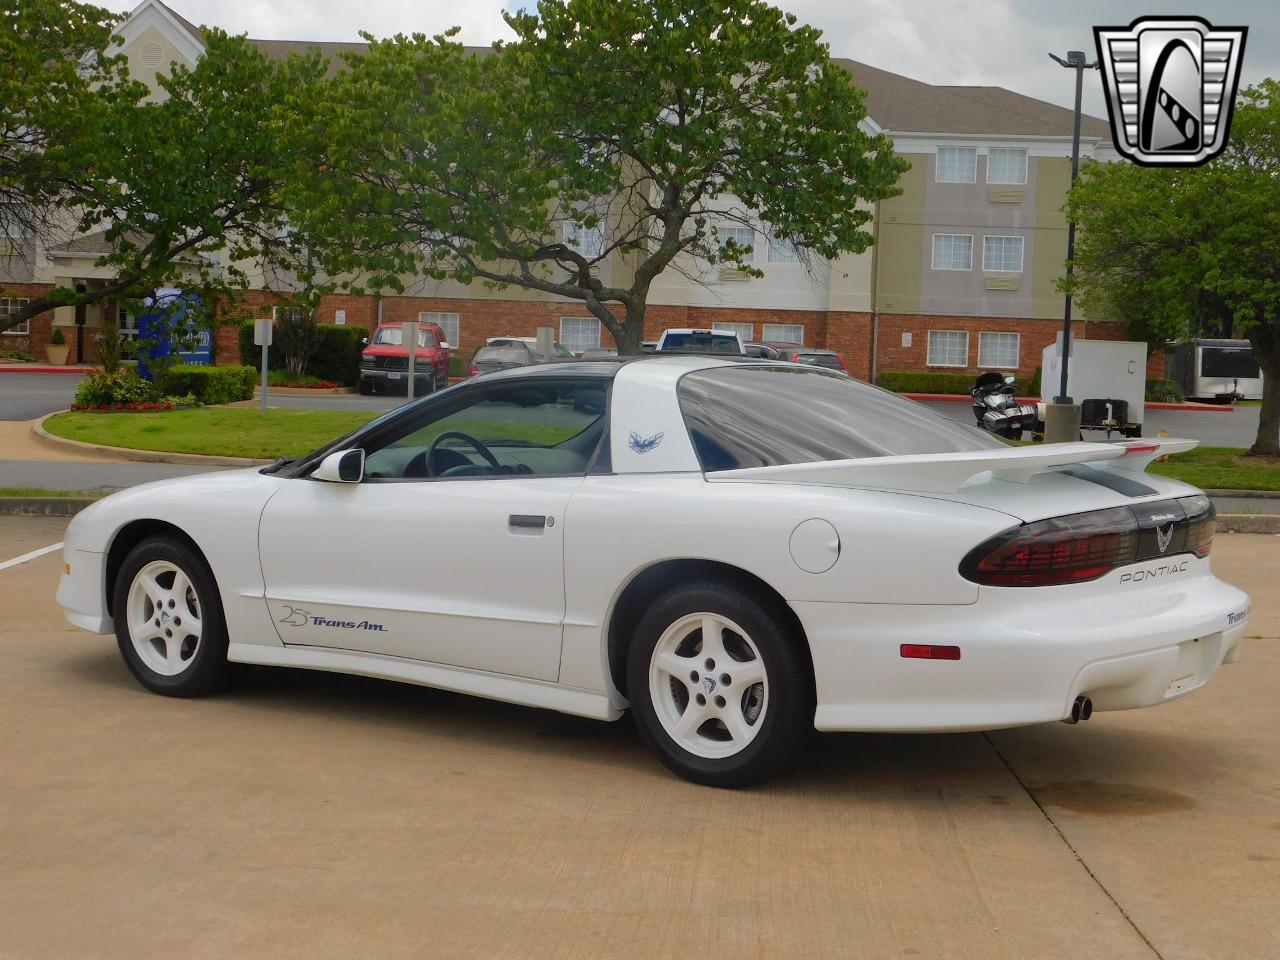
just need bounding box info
[1041,334,1147,435]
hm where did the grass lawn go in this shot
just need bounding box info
[1149,446,1280,491]
[43,408,376,460]
[0,487,104,498]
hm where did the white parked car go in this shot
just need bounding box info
[57,356,1249,786]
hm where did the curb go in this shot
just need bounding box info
[0,365,93,375]
[1217,514,1280,535]
[900,392,1234,412]
[0,497,99,517]
[254,386,355,396]
[1204,488,1280,499]
[32,412,268,467]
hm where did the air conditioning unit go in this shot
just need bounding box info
[717,268,751,282]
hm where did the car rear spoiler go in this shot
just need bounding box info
[706,438,1199,495]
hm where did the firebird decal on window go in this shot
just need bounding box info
[628,431,664,454]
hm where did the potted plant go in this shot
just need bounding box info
[46,327,70,365]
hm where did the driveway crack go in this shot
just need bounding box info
[982,732,1166,960]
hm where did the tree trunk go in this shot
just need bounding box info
[616,302,646,355]
[1247,325,1280,457]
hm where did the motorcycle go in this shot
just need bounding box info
[970,371,1038,441]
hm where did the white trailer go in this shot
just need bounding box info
[1041,335,1147,437]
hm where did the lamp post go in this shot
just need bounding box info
[1044,49,1099,443]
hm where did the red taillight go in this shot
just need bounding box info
[901,644,961,660]
[469,367,478,376]
[960,496,1215,587]
[837,354,847,371]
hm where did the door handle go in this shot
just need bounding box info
[508,514,547,529]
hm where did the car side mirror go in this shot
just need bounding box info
[314,448,364,483]
[440,341,450,350]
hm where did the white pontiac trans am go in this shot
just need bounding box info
[58,355,1250,786]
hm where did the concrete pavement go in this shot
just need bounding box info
[0,516,1275,959]
[0,371,84,420]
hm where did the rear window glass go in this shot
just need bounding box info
[794,352,843,370]
[473,347,528,363]
[678,366,1003,471]
[661,332,742,354]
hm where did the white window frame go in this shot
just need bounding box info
[978,331,1021,369]
[762,323,804,345]
[766,234,800,263]
[713,321,754,341]
[716,225,755,258]
[982,235,1025,273]
[927,329,970,368]
[559,316,601,354]
[562,221,605,259]
[1,297,30,335]
[418,311,459,348]
[936,146,977,183]
[931,233,973,271]
[986,147,1028,185]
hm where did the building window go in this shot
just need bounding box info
[762,323,804,344]
[936,146,977,183]
[717,225,755,258]
[927,330,969,367]
[713,321,754,341]
[562,221,605,259]
[560,316,601,353]
[1,298,30,335]
[418,311,459,348]
[931,234,973,271]
[986,148,1028,185]
[767,234,800,263]
[978,332,1020,369]
[982,235,1025,273]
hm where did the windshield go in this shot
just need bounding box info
[661,332,742,354]
[373,326,433,348]
[794,352,844,370]
[678,366,1003,471]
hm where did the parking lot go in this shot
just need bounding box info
[1,514,1277,960]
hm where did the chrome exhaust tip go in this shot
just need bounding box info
[1061,695,1092,725]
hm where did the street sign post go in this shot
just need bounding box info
[254,314,274,413]
[402,321,419,402]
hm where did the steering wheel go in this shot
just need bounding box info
[424,431,501,477]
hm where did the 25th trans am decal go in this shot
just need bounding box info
[276,605,387,633]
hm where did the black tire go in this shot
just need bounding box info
[112,536,244,698]
[627,579,814,787]
[357,377,373,396]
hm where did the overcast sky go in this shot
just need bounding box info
[105,1,1277,120]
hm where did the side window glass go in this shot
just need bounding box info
[362,380,608,480]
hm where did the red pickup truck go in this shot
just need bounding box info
[358,321,451,396]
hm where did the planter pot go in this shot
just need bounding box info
[46,343,70,365]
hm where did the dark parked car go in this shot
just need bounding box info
[747,341,848,374]
[469,344,539,377]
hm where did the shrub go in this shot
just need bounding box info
[1,349,36,362]
[268,370,341,389]
[157,364,256,405]
[878,370,1031,395]
[1029,365,1042,396]
[239,321,364,385]
[1146,378,1185,403]
[74,367,157,408]
[448,353,468,378]
[50,327,66,345]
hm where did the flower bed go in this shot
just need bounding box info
[71,399,184,413]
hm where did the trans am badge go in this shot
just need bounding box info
[629,431,664,454]
[276,604,387,633]
[1095,16,1247,166]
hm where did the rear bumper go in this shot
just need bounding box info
[794,563,1249,732]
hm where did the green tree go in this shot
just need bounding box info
[1065,79,1280,457]
[1,26,326,334]
[1,0,120,246]
[287,0,906,353]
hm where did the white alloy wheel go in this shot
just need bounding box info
[125,559,203,677]
[648,612,769,759]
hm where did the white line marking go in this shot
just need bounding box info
[0,542,63,572]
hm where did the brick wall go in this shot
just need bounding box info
[2,283,65,361]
